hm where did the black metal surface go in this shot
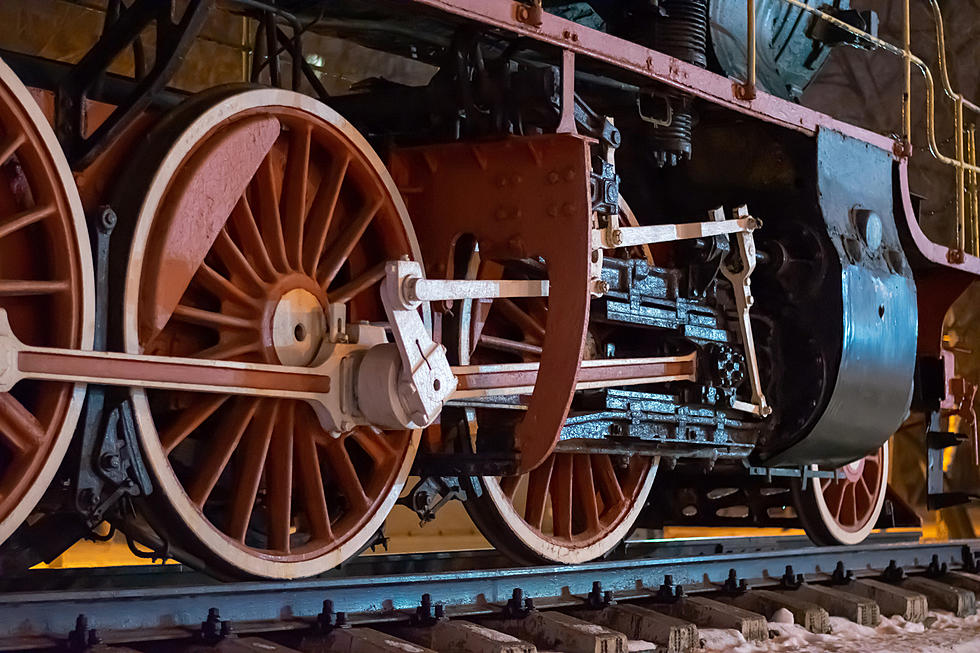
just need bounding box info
[55,0,213,168]
[765,130,917,466]
[0,531,957,650]
[68,208,152,532]
[0,49,187,110]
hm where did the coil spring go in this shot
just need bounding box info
[654,0,709,68]
[649,109,693,168]
[649,0,708,166]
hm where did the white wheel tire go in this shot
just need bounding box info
[122,88,423,578]
[804,440,890,546]
[0,58,94,548]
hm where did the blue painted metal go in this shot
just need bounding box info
[767,129,917,466]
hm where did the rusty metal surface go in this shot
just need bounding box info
[390,134,593,473]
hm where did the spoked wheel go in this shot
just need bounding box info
[0,59,93,548]
[120,88,420,578]
[793,441,890,546]
[456,259,657,565]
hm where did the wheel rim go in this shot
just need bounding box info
[801,441,889,546]
[0,59,93,547]
[459,258,656,564]
[123,89,420,578]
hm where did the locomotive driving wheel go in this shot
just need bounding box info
[793,441,890,546]
[456,258,657,565]
[120,88,419,578]
[0,59,93,548]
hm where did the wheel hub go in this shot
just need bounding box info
[842,458,865,482]
[272,288,326,366]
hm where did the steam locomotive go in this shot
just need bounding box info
[0,0,967,579]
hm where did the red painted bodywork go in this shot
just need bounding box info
[390,134,594,473]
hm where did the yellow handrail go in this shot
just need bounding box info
[772,0,980,255]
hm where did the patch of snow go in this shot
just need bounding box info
[698,610,980,653]
[771,608,794,624]
[699,628,747,650]
[627,640,658,652]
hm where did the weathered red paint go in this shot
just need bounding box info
[390,134,593,473]
[141,115,281,343]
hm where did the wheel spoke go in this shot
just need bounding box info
[573,455,600,531]
[0,392,45,455]
[227,400,277,542]
[266,401,294,552]
[229,195,278,281]
[0,279,69,296]
[213,229,264,290]
[524,457,554,530]
[858,475,872,500]
[193,337,260,361]
[318,434,371,512]
[253,155,290,272]
[160,393,230,454]
[551,454,574,539]
[194,263,256,307]
[825,482,845,520]
[328,261,386,304]
[172,304,255,331]
[282,124,312,270]
[592,455,626,510]
[495,299,546,341]
[0,204,55,240]
[294,425,332,541]
[350,426,395,464]
[499,474,521,501]
[317,197,383,290]
[838,484,856,525]
[303,153,350,274]
[186,398,259,507]
[478,334,543,358]
[0,131,25,165]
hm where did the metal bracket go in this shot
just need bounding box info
[398,476,468,526]
[72,207,152,525]
[720,206,771,417]
[372,260,457,428]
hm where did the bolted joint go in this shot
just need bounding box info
[97,205,117,233]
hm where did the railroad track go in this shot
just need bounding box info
[3,534,980,651]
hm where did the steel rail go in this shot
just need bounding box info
[0,535,972,649]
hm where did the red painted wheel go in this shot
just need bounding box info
[456,257,656,564]
[793,441,889,546]
[121,88,420,578]
[0,59,93,548]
